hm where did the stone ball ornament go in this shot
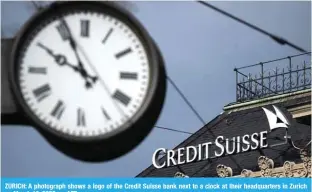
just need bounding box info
[6,1,167,162]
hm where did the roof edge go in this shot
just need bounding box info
[223,89,311,112]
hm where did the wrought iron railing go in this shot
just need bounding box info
[235,52,311,102]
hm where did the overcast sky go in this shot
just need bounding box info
[1,1,311,177]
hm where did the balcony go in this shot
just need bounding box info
[235,52,311,103]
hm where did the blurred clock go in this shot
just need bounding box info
[9,1,167,162]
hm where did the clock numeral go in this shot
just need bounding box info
[77,108,86,127]
[101,107,111,121]
[80,20,90,37]
[51,100,65,120]
[115,48,132,59]
[120,72,138,80]
[56,22,70,41]
[33,84,51,102]
[102,28,113,44]
[28,66,47,74]
[113,90,131,106]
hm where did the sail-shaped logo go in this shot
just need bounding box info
[262,105,290,131]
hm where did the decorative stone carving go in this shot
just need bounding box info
[300,149,311,177]
[216,164,233,177]
[241,169,252,177]
[209,150,311,178]
[272,172,284,178]
[283,161,295,177]
[174,172,189,178]
[172,151,312,178]
[294,166,308,178]
[258,156,274,177]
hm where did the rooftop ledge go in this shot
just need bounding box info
[223,89,311,112]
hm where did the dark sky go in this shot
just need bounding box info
[1,1,311,177]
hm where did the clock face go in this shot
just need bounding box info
[14,6,154,139]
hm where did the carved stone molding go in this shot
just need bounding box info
[258,156,274,177]
[171,150,311,178]
[217,153,312,178]
[283,161,295,177]
[241,169,253,177]
[174,172,189,178]
[300,149,311,177]
[216,164,233,177]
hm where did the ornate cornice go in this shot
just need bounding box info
[216,149,311,178]
[174,149,311,178]
[174,172,189,178]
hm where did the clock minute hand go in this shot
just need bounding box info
[60,20,89,72]
[37,42,80,71]
[60,19,97,87]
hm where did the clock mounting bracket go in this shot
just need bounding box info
[1,38,32,126]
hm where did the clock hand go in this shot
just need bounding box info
[37,42,96,87]
[59,19,98,87]
[37,42,80,71]
[79,68,98,88]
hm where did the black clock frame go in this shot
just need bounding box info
[7,1,167,162]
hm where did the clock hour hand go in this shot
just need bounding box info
[37,42,97,86]
[37,42,80,71]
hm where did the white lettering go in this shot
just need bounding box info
[215,136,225,157]
[152,131,273,168]
[152,148,166,169]
[236,136,241,153]
[242,134,250,152]
[259,131,268,148]
[186,146,197,163]
[143,184,161,189]
[225,137,236,155]
[125,183,141,189]
[290,183,307,190]
[177,148,185,164]
[197,144,202,160]
[251,133,259,150]
[167,149,176,166]
[202,142,213,159]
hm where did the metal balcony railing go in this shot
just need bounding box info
[235,52,311,102]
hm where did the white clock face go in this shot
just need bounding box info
[18,11,151,138]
